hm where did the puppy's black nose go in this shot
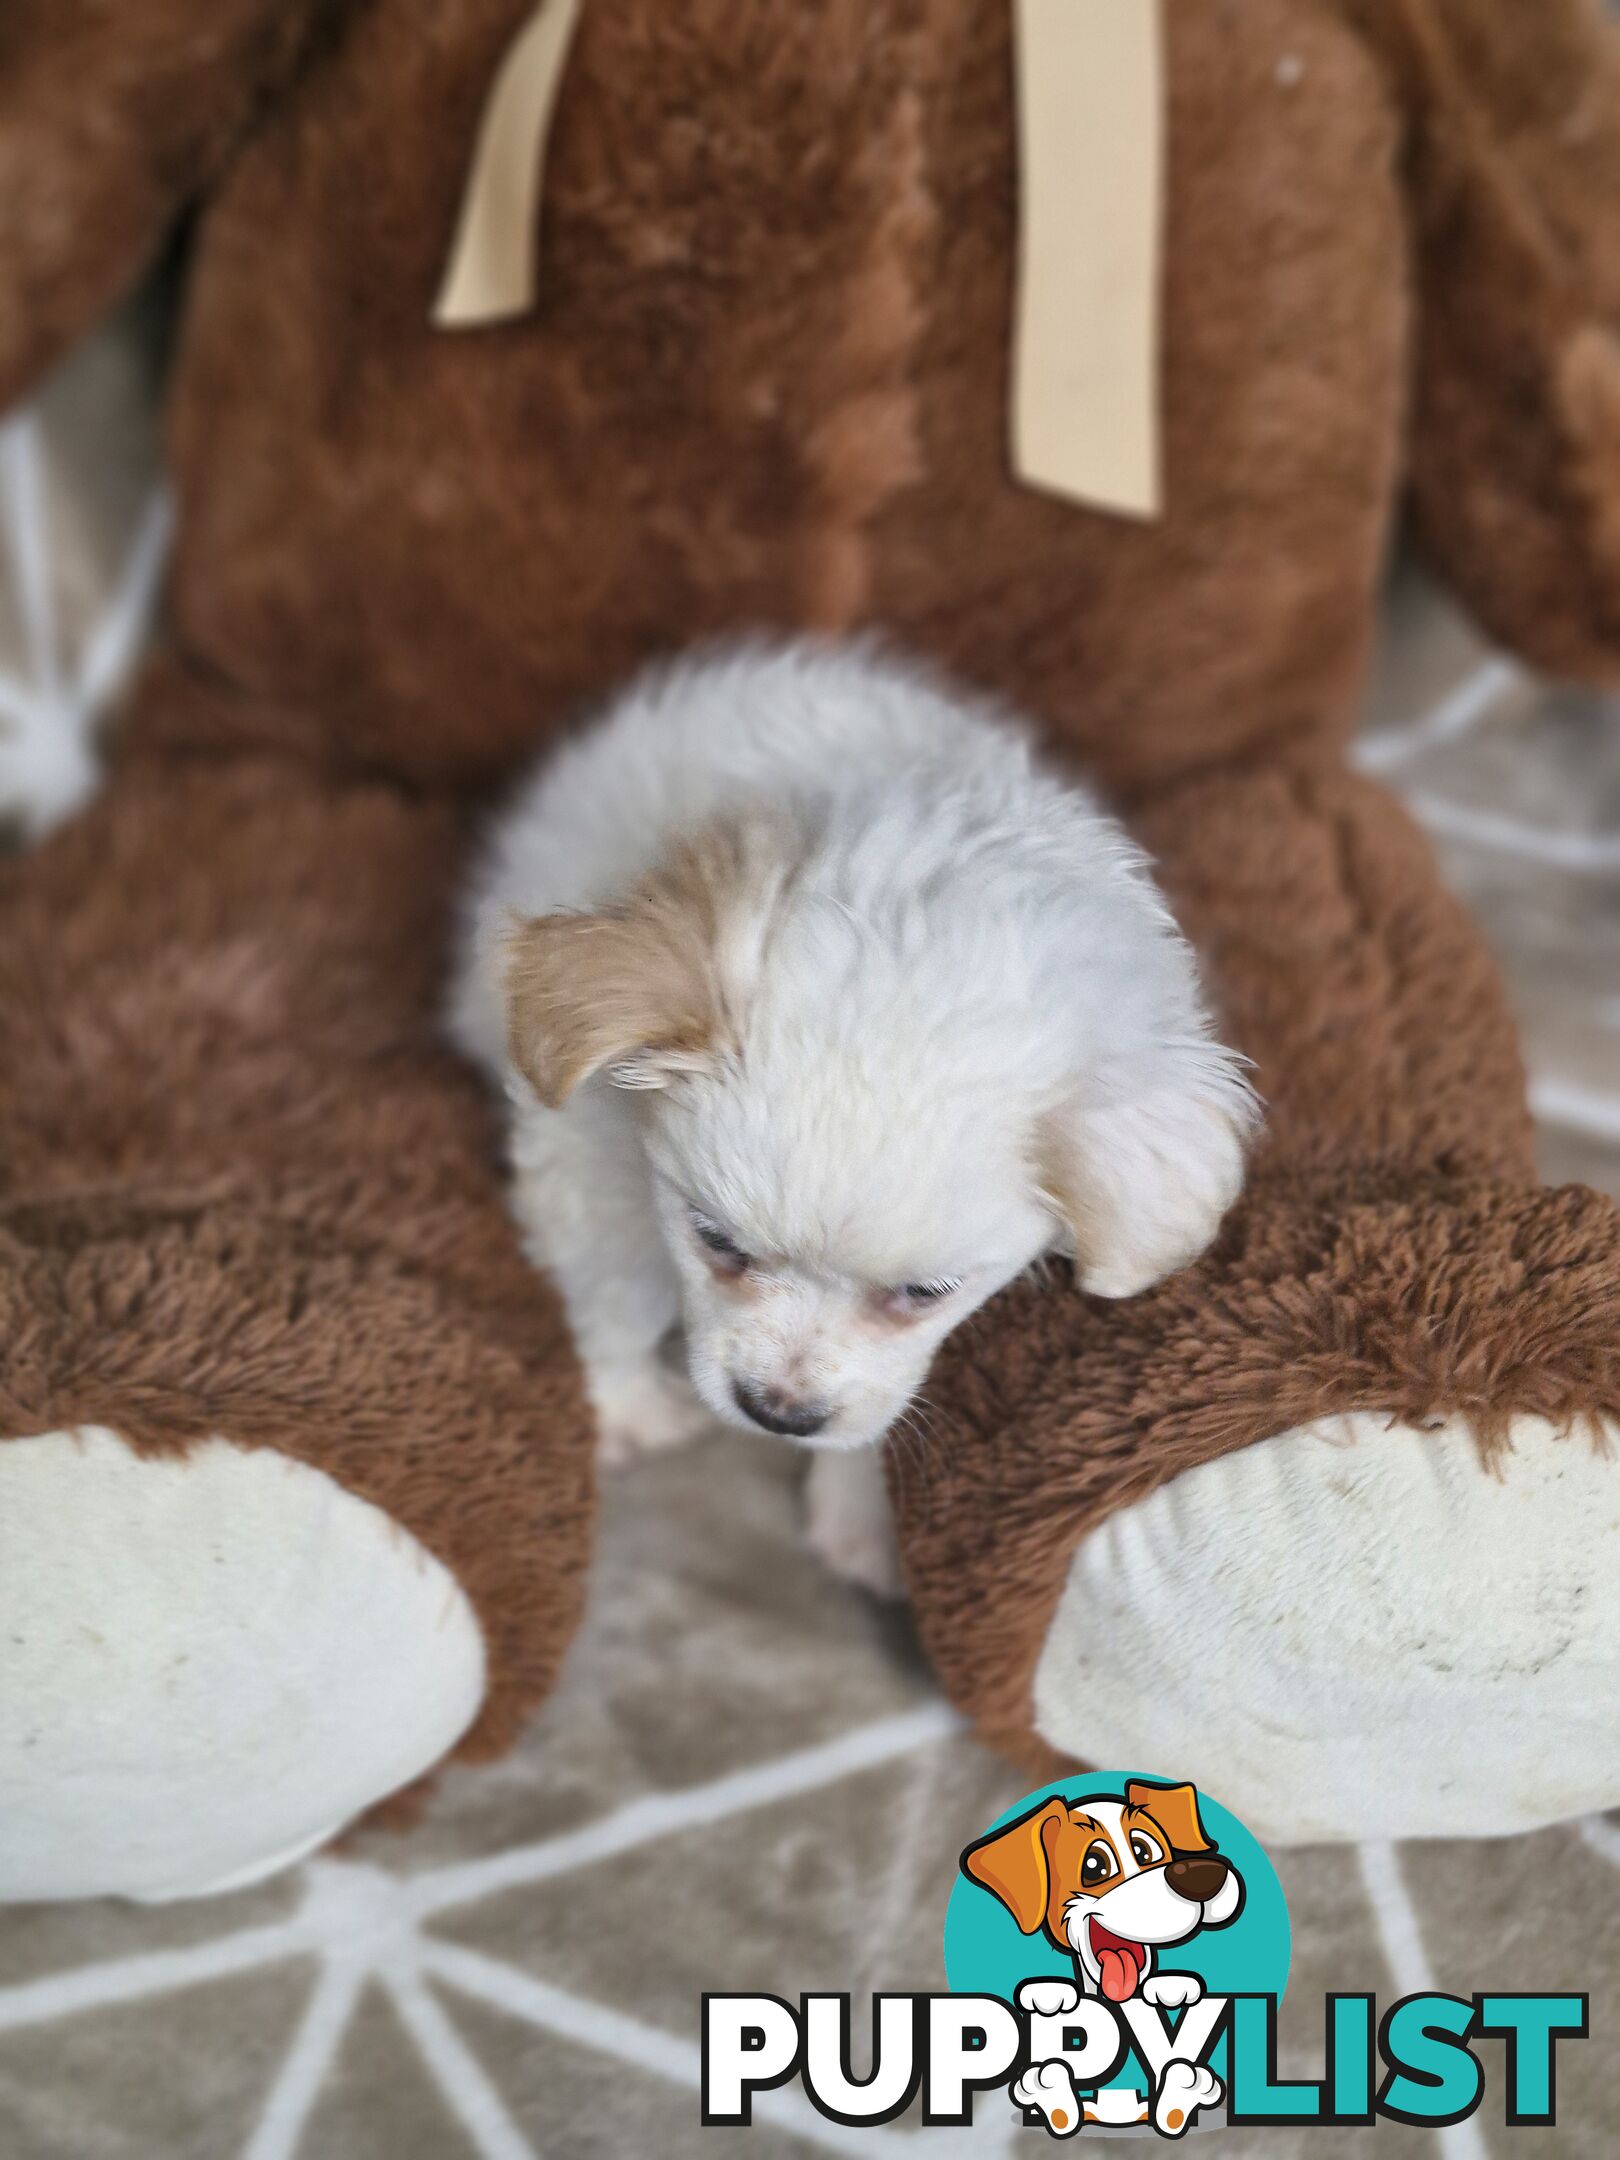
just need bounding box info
[1165,1855,1228,1904]
[732,1379,829,1438]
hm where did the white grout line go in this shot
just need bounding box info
[1352,650,1620,875]
[423,1937,1012,2160]
[240,1956,367,2160]
[406,1698,963,1919]
[421,1942,711,2125]
[382,1961,540,2160]
[73,486,173,718]
[0,672,42,731]
[1356,1843,1492,2160]
[1403,792,1620,873]
[0,436,169,831]
[0,1917,316,2030]
[0,415,63,701]
[1354,657,1522,775]
[1529,1074,1620,1146]
[1577,1815,1620,1867]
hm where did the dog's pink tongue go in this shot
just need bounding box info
[1097,1946,1142,2003]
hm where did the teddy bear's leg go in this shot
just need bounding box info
[1354,0,1620,678]
[0,706,594,1898]
[0,1429,487,1900]
[896,755,1620,1844]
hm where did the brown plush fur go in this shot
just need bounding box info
[3,0,1620,1786]
[0,690,594,1761]
[148,0,1400,796]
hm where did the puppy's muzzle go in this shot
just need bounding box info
[731,1379,830,1438]
[1164,1854,1229,1903]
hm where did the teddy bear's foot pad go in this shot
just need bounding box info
[1032,1412,1620,1844]
[0,1427,486,1901]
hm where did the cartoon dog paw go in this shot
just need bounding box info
[1154,2058,1223,2137]
[1017,1978,1083,2018]
[1012,2059,1083,2137]
[1142,1972,1204,2010]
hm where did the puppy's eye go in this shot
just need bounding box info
[1081,1840,1117,1887]
[1129,1831,1164,1868]
[894,1278,961,1308]
[690,1209,750,1272]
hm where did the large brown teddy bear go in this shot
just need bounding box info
[3,0,1619,1896]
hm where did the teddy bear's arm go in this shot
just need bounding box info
[0,0,328,411]
[1356,0,1620,682]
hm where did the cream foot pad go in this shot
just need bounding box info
[1033,1412,1620,1843]
[0,1427,485,1901]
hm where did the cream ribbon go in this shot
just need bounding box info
[432,0,586,326]
[434,0,1164,520]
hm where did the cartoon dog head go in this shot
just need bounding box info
[961,1781,1244,2003]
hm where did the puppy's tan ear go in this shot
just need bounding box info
[1126,1780,1212,1855]
[503,816,795,1108]
[503,905,717,1110]
[960,1799,1067,1934]
[1040,1052,1259,1299]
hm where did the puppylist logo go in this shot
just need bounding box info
[702,1773,1588,2138]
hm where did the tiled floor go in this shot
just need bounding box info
[1,319,1617,2158]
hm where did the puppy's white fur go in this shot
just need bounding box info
[451,643,1256,1568]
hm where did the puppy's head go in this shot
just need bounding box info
[505,805,1255,1448]
[962,1784,1244,2001]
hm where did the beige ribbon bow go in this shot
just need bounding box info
[434,0,1163,519]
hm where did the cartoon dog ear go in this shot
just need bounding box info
[1126,1780,1212,1855]
[961,1799,1068,1934]
[1040,1048,1258,1298]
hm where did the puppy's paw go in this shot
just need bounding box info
[591,1363,712,1467]
[1153,2059,1222,2137]
[1017,1979,1082,2018]
[1011,2059,1082,2137]
[805,1449,905,1599]
[1142,1972,1203,2010]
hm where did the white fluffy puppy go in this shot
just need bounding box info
[451,643,1255,1584]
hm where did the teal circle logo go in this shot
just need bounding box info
[947,1772,1289,1997]
[945,1773,1289,2123]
